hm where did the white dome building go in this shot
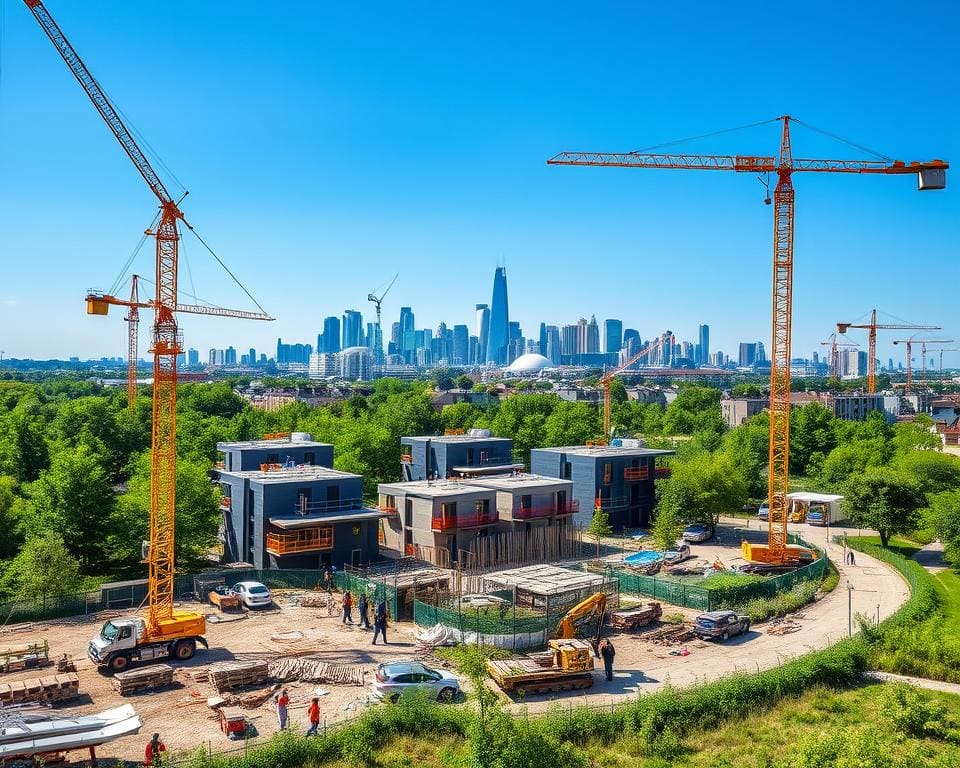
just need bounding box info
[504,353,552,376]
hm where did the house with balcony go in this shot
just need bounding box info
[216,432,334,473]
[468,474,576,531]
[399,430,523,481]
[377,480,498,564]
[213,462,382,570]
[530,442,674,531]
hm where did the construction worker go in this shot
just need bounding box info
[275,688,290,729]
[305,697,321,736]
[342,591,354,624]
[371,599,388,645]
[321,566,332,593]
[358,592,371,629]
[598,638,616,682]
[145,733,166,766]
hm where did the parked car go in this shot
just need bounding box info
[682,524,712,543]
[232,581,273,609]
[371,661,460,703]
[664,543,692,565]
[694,610,751,641]
[756,505,784,522]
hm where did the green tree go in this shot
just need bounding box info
[488,393,557,460]
[891,450,960,495]
[722,413,768,498]
[454,374,474,390]
[650,504,682,553]
[4,532,81,607]
[731,383,764,397]
[440,402,481,433]
[789,402,836,475]
[891,415,942,454]
[658,452,747,528]
[0,477,25,560]
[926,490,960,568]
[544,402,599,447]
[587,507,613,556]
[0,408,50,482]
[843,468,926,547]
[819,439,891,491]
[108,454,221,571]
[29,444,113,571]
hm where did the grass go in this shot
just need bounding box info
[293,684,960,768]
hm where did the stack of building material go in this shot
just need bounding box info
[0,673,79,705]
[0,640,51,673]
[56,655,76,673]
[298,592,335,609]
[268,658,365,686]
[638,624,694,645]
[209,660,269,692]
[113,664,174,695]
[608,603,663,631]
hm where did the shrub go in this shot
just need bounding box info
[883,683,958,742]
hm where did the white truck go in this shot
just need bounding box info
[88,614,208,673]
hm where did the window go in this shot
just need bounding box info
[475,499,490,515]
[405,499,413,527]
[266,453,279,465]
[479,450,489,464]
[441,502,457,523]
[520,494,532,511]
[603,462,612,484]
[326,485,340,508]
[304,451,315,466]
[562,461,572,480]
[467,448,475,465]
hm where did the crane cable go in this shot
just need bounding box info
[790,118,892,162]
[182,222,270,316]
[630,117,780,154]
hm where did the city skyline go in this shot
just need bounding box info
[0,2,956,364]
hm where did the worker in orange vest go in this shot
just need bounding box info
[145,733,166,765]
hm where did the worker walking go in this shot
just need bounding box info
[342,591,354,624]
[275,688,290,730]
[372,599,388,644]
[145,733,166,766]
[598,638,616,682]
[305,697,321,736]
[358,592,371,629]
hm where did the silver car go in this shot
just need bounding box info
[232,581,272,609]
[371,661,460,703]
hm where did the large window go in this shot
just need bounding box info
[603,462,612,484]
[562,461,572,480]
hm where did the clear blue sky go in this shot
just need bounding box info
[1,0,956,367]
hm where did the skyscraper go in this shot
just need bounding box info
[545,325,562,365]
[342,310,363,349]
[698,324,710,367]
[322,316,341,354]
[486,268,509,365]
[453,324,469,365]
[587,316,600,354]
[475,304,490,363]
[187,348,199,366]
[507,321,523,363]
[538,322,548,357]
[561,324,578,358]
[398,307,415,363]
[604,319,623,354]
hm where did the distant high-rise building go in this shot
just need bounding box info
[587,316,600,354]
[187,348,199,366]
[604,319,623,354]
[248,348,256,367]
[486,268,510,365]
[623,329,640,357]
[453,324,469,366]
[475,304,490,364]
[507,321,523,364]
[224,346,237,365]
[539,323,548,358]
[561,324,578,357]
[545,325,562,365]
[399,307,415,363]
[576,318,589,355]
[342,310,363,349]
[698,324,710,366]
[321,316,341,354]
[737,341,766,368]
[469,335,480,365]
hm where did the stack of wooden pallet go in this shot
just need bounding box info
[608,603,663,631]
[638,623,694,645]
[0,640,51,673]
[268,657,365,686]
[113,664,174,695]
[209,660,269,692]
[0,673,79,705]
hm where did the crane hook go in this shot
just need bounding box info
[758,172,772,205]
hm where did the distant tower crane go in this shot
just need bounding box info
[600,335,671,439]
[820,333,859,380]
[125,275,140,411]
[930,348,959,385]
[24,0,272,662]
[836,310,939,393]
[549,116,947,564]
[367,273,398,366]
[893,337,954,393]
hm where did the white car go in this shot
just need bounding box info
[232,581,272,609]
[371,661,460,703]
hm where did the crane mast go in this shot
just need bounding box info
[600,335,670,439]
[125,276,140,411]
[23,0,270,639]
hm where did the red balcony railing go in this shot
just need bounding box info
[512,500,580,520]
[624,467,650,481]
[655,467,672,478]
[266,527,333,555]
[431,509,498,531]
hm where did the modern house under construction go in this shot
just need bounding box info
[214,435,382,570]
[400,430,523,481]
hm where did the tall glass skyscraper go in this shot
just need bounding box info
[698,324,710,367]
[342,310,363,349]
[475,304,490,364]
[486,268,509,365]
[605,319,623,354]
[398,306,415,363]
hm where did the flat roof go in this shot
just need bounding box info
[533,445,674,458]
[217,438,331,450]
[788,492,844,503]
[482,563,605,596]
[402,434,512,445]
[221,466,361,483]
[468,474,573,491]
[378,479,494,498]
[269,509,384,528]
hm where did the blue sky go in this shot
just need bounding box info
[0,0,956,367]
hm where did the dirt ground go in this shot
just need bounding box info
[0,592,432,764]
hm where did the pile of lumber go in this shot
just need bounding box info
[0,640,51,674]
[637,623,694,645]
[608,603,663,631]
[113,664,174,695]
[209,660,270,692]
[0,673,79,705]
[269,657,365,686]
[765,620,802,636]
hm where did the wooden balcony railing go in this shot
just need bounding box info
[512,500,580,520]
[266,527,333,555]
[624,467,650,481]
